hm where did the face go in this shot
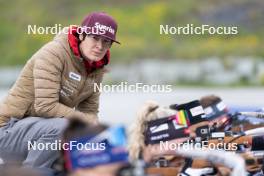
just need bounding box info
[79,34,112,62]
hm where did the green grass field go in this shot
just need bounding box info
[0,0,263,66]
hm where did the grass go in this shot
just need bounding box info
[0,0,263,66]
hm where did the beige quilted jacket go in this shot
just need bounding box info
[0,30,106,127]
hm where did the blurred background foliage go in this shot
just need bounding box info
[0,0,263,66]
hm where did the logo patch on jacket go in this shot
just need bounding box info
[69,72,81,81]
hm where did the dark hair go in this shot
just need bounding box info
[63,119,108,142]
[52,119,108,174]
[200,95,222,108]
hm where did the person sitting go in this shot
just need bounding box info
[0,11,120,171]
